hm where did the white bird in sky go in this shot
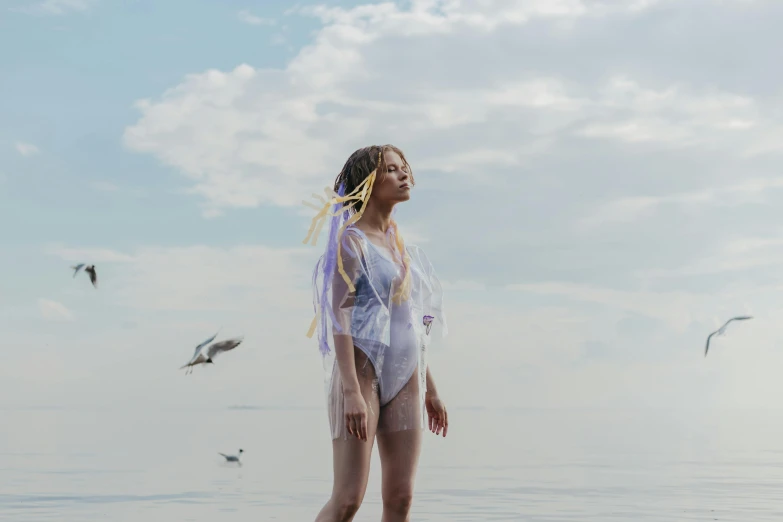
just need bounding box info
[180,330,221,374]
[180,334,243,374]
[704,316,753,357]
[219,449,244,466]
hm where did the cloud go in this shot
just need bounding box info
[123,0,783,225]
[113,244,312,312]
[37,298,74,321]
[237,9,275,26]
[582,177,783,227]
[47,242,311,312]
[507,280,705,330]
[14,142,39,157]
[117,0,783,331]
[576,76,760,146]
[11,0,95,15]
[638,233,783,278]
[19,0,781,412]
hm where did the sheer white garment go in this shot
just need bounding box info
[311,226,447,439]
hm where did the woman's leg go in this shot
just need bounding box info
[376,368,423,522]
[315,348,381,522]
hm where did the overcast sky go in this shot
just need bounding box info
[3,0,783,413]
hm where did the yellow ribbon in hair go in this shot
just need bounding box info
[302,173,374,247]
[306,304,319,338]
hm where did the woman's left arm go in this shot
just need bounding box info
[424,365,448,437]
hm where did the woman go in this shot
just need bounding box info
[303,145,449,522]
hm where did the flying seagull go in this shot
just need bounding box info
[219,449,243,465]
[705,316,753,357]
[180,336,243,374]
[71,263,97,288]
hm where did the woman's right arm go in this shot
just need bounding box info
[333,334,361,396]
[331,235,369,441]
[333,331,369,442]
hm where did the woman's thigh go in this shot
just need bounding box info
[327,347,382,497]
[376,367,424,496]
[377,365,422,435]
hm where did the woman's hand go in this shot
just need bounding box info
[344,390,369,441]
[425,393,448,437]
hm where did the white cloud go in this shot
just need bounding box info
[291,0,668,31]
[112,244,312,312]
[581,177,783,227]
[237,9,275,26]
[577,76,759,146]
[11,0,94,15]
[16,0,783,413]
[507,281,705,330]
[123,0,783,220]
[49,243,311,312]
[639,233,783,278]
[37,298,74,321]
[14,141,39,157]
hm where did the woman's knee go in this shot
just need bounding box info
[382,485,414,513]
[332,491,364,520]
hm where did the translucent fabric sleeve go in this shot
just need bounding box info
[312,229,369,357]
[407,244,448,342]
[330,231,365,342]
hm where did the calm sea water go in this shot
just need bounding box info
[2,406,782,521]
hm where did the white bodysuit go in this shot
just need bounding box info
[312,226,447,440]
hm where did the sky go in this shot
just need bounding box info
[3,0,783,414]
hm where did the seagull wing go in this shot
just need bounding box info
[86,266,98,288]
[705,330,717,357]
[71,264,85,277]
[192,330,220,358]
[718,315,753,335]
[206,337,243,359]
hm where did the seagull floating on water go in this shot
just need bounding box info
[704,316,753,357]
[71,263,97,288]
[219,449,243,465]
[180,334,243,374]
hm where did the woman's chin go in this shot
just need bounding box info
[395,191,412,203]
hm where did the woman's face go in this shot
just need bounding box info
[372,150,412,205]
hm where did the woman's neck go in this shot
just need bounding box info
[357,199,394,234]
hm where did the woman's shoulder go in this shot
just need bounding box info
[337,226,372,262]
[340,225,368,246]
